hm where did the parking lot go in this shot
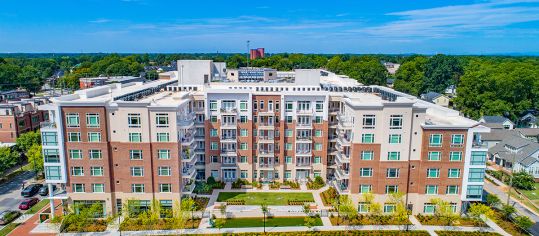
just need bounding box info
[0,171,45,230]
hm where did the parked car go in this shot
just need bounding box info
[38,185,57,196]
[19,198,39,210]
[21,184,43,197]
[0,210,21,225]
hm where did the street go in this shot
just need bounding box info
[483,180,539,235]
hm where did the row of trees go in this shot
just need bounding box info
[0,131,41,176]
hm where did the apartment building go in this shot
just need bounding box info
[0,98,49,144]
[41,60,489,216]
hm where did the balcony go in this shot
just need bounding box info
[472,140,488,149]
[335,151,350,163]
[220,107,238,114]
[180,134,195,145]
[182,167,196,178]
[258,122,275,129]
[222,160,238,167]
[295,161,312,168]
[296,109,314,114]
[337,134,351,146]
[220,122,237,129]
[40,121,57,129]
[329,107,340,113]
[258,136,274,143]
[194,147,205,153]
[194,107,205,113]
[337,114,353,128]
[296,123,313,129]
[258,162,275,169]
[221,136,237,142]
[296,136,312,142]
[220,149,237,156]
[335,167,350,179]
[182,183,196,194]
[296,149,312,156]
[181,151,196,163]
[332,180,349,194]
[258,150,274,157]
[177,113,195,128]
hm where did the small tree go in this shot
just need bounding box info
[181,197,196,228]
[468,203,495,222]
[304,215,317,230]
[0,146,18,175]
[16,131,41,154]
[207,176,216,185]
[27,144,43,172]
[514,215,533,230]
[338,195,357,220]
[388,192,408,224]
[431,198,459,226]
[512,171,535,190]
[501,204,516,220]
[486,194,501,208]
[172,199,187,230]
[219,204,227,218]
[214,218,225,231]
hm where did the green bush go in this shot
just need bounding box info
[435,231,501,236]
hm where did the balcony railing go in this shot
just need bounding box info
[258,122,275,127]
[221,136,237,141]
[296,149,311,155]
[472,140,487,148]
[259,163,275,168]
[296,136,312,141]
[182,183,196,194]
[296,109,314,114]
[329,107,340,113]
[259,136,274,141]
[40,121,57,129]
[221,122,237,128]
[296,161,311,167]
[220,107,238,113]
[182,166,196,177]
[296,123,313,128]
[258,150,274,155]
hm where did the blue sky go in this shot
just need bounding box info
[1,0,539,54]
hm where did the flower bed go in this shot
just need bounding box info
[226,200,245,205]
[320,187,338,206]
[120,218,200,231]
[435,231,501,236]
[63,219,108,232]
[415,214,485,227]
[283,180,300,189]
[329,214,411,225]
[288,200,314,205]
[194,197,209,211]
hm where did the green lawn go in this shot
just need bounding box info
[26,199,50,215]
[217,192,314,205]
[0,223,20,236]
[222,217,322,228]
[520,183,539,200]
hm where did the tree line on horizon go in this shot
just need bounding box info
[1,53,538,121]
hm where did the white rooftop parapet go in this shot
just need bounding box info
[294,69,321,86]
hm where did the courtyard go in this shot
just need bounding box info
[216,192,315,205]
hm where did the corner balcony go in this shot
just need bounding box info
[181,151,197,164]
[335,151,350,163]
[332,180,350,194]
[177,114,195,129]
[337,134,351,146]
[180,134,195,146]
[220,107,238,114]
[40,121,57,130]
[182,183,196,195]
[337,114,353,128]
[181,166,196,179]
[335,167,350,180]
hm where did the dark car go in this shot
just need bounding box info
[19,198,39,210]
[0,210,21,225]
[21,184,43,197]
[38,185,57,196]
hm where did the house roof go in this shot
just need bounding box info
[421,92,444,102]
[482,129,521,141]
[516,128,539,137]
[481,116,513,124]
[489,135,539,167]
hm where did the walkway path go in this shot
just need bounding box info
[9,199,61,236]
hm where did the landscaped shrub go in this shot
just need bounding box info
[194,197,209,211]
[270,181,281,189]
[435,231,501,236]
[330,214,411,226]
[288,200,314,205]
[232,179,250,189]
[226,200,245,205]
[307,176,325,190]
[321,187,338,206]
[190,231,429,235]
[416,214,483,227]
[283,180,300,189]
[207,176,216,185]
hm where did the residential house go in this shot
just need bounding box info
[518,110,538,128]
[479,116,514,130]
[420,92,450,107]
[489,135,539,180]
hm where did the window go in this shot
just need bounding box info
[240,101,247,111]
[211,156,218,163]
[314,143,322,151]
[361,134,374,143]
[386,168,400,178]
[210,142,218,150]
[158,167,171,176]
[210,116,217,122]
[358,202,370,213]
[314,156,321,164]
[132,184,145,193]
[70,149,82,159]
[210,129,218,137]
[385,185,398,194]
[286,116,293,123]
[240,143,248,150]
[424,203,436,213]
[239,116,248,123]
[159,184,171,193]
[131,167,144,177]
[360,168,373,177]
[359,185,372,193]
[387,152,400,161]
[86,113,100,127]
[426,185,438,195]
[361,151,374,160]
[388,134,401,144]
[260,101,264,110]
[71,167,84,176]
[468,168,485,182]
[448,168,461,178]
[362,115,376,129]
[316,101,323,112]
[384,204,396,213]
[129,133,142,142]
[67,132,81,142]
[45,166,61,180]
[285,129,293,137]
[285,102,293,111]
[130,150,143,160]
[156,133,170,142]
[211,170,219,178]
[466,185,483,199]
[240,156,247,163]
[427,168,440,178]
[428,151,441,161]
[209,100,217,111]
[240,170,248,178]
[155,113,169,127]
[90,167,103,176]
[447,185,459,194]
[72,184,85,193]
[87,132,101,142]
[66,113,80,127]
[450,152,462,161]
[89,150,102,159]
[470,151,487,165]
[128,113,141,127]
[285,156,292,163]
[451,134,464,146]
[42,132,58,145]
[92,184,104,193]
[315,130,322,137]
[285,170,292,179]
[389,115,403,129]
[158,150,170,159]
[285,143,292,150]
[43,149,60,163]
[240,129,248,137]
[315,116,323,124]
[429,134,442,147]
